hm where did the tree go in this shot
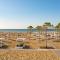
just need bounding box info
[55,23,60,40]
[43,22,54,48]
[36,26,43,41]
[43,23,49,48]
[27,26,33,40]
[55,23,60,29]
[43,22,52,28]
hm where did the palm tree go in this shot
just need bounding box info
[27,26,33,40]
[36,26,43,41]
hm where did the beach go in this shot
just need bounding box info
[0,31,60,49]
[0,31,60,60]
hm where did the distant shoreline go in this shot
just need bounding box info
[0,29,60,32]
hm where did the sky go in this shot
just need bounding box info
[0,0,60,29]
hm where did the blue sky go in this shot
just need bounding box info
[0,0,60,29]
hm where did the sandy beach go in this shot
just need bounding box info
[0,32,60,60]
[0,32,60,49]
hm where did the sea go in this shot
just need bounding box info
[0,29,60,32]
